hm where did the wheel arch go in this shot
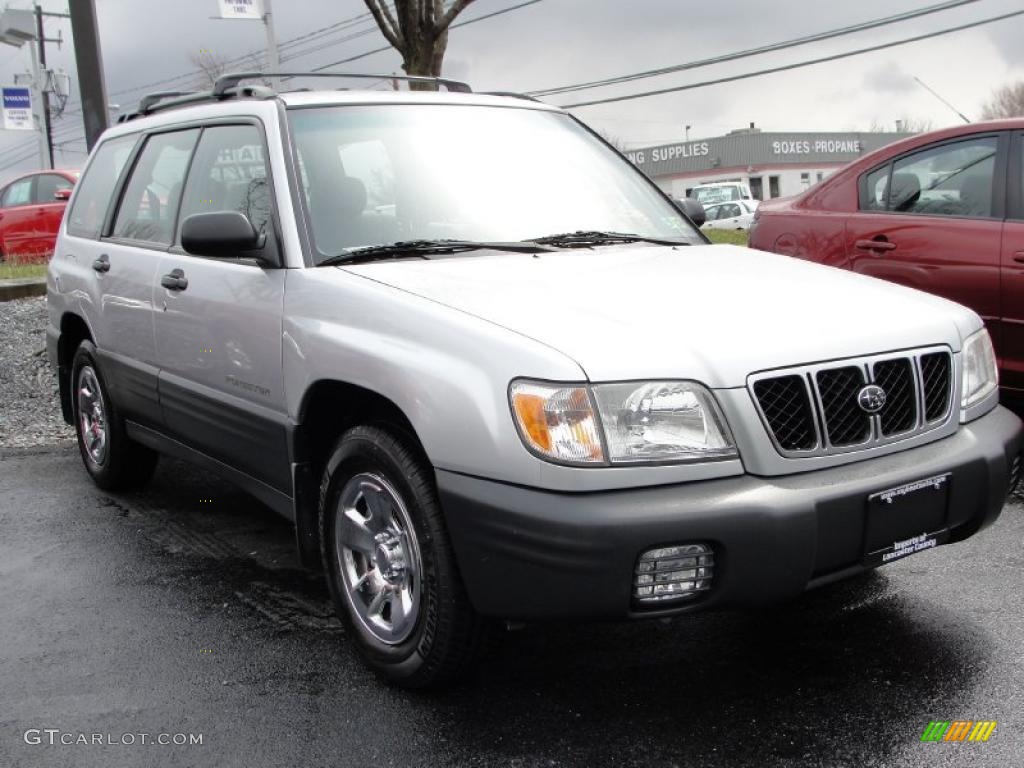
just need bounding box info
[56,312,95,423]
[291,378,431,571]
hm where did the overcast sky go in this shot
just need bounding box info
[0,0,1022,182]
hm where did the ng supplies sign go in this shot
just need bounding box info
[2,87,32,131]
[218,0,262,19]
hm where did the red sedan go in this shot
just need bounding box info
[749,119,1024,400]
[0,169,78,263]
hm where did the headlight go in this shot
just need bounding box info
[510,379,736,465]
[592,381,736,463]
[961,328,998,410]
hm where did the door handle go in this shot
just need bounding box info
[855,238,897,252]
[1013,251,1024,265]
[160,268,188,291]
[91,254,110,273]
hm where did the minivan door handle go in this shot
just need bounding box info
[160,268,188,291]
[91,254,110,273]
[855,238,897,252]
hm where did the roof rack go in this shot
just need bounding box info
[213,71,472,98]
[118,71,473,124]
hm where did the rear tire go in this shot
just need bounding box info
[319,424,485,688]
[71,341,158,491]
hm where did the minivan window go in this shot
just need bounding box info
[289,105,700,261]
[177,124,272,243]
[888,137,997,218]
[113,129,198,245]
[67,135,137,238]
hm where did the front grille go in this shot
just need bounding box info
[920,352,952,422]
[873,358,917,436]
[752,375,816,451]
[750,348,953,457]
[816,366,870,446]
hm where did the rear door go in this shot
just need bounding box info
[152,122,290,493]
[82,128,198,425]
[845,133,1005,350]
[0,177,37,259]
[1000,132,1024,394]
[31,172,74,255]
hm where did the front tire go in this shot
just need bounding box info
[319,424,484,687]
[71,341,158,490]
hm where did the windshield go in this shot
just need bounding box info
[288,104,701,262]
[693,185,742,204]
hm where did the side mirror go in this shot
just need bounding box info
[54,188,72,201]
[675,197,706,228]
[181,211,265,258]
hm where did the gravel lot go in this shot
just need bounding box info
[0,296,72,449]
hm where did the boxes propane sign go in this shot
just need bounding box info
[218,0,262,19]
[2,87,32,131]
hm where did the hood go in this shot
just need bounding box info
[342,244,977,387]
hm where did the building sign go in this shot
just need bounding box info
[771,138,863,155]
[626,131,907,178]
[627,141,709,167]
[2,87,32,131]
[218,0,262,19]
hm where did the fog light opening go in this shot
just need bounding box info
[634,543,713,604]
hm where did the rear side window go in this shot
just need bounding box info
[860,136,998,218]
[113,129,198,245]
[67,136,137,238]
[177,124,271,242]
[35,173,73,203]
[2,178,33,207]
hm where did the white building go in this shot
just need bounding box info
[625,126,910,201]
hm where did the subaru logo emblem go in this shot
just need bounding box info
[857,384,887,414]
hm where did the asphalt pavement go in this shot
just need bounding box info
[1,444,1021,768]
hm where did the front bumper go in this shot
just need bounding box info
[438,406,1022,620]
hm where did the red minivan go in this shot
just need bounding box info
[0,169,78,263]
[749,119,1024,400]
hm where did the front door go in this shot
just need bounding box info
[31,173,74,256]
[152,123,290,492]
[845,133,1005,355]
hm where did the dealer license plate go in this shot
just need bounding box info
[862,473,951,567]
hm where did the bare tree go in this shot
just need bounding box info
[981,81,1024,119]
[363,0,476,87]
[190,50,229,90]
[189,50,266,91]
[868,116,933,133]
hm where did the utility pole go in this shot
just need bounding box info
[263,0,280,88]
[68,0,109,152]
[34,5,53,168]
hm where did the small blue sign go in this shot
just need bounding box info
[2,87,31,110]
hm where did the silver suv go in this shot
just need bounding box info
[48,73,1023,687]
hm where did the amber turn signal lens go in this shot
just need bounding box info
[510,381,604,464]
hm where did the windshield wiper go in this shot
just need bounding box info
[523,230,692,248]
[318,239,554,266]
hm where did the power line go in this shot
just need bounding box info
[530,0,980,97]
[560,8,1024,109]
